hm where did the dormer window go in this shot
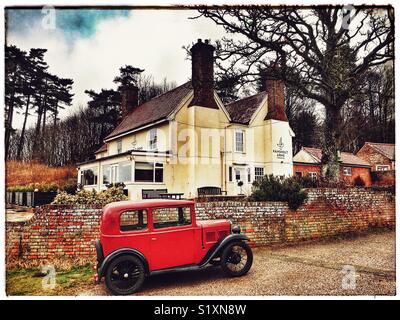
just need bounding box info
[149,128,158,150]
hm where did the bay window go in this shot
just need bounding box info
[118,161,132,182]
[80,168,98,186]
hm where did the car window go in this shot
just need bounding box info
[152,207,191,229]
[120,210,148,232]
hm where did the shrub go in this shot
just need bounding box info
[251,175,308,210]
[353,175,366,187]
[293,175,318,188]
[52,187,128,205]
[61,183,78,194]
[106,182,126,189]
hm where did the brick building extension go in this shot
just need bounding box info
[356,142,395,172]
[293,147,372,186]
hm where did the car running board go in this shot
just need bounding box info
[150,264,204,276]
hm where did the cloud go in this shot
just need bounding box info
[6,9,225,128]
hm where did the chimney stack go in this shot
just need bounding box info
[189,39,218,109]
[121,85,139,118]
[263,64,288,122]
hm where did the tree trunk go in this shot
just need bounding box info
[5,89,16,160]
[321,105,341,181]
[16,94,31,159]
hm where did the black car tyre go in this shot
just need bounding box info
[221,241,253,277]
[105,255,145,295]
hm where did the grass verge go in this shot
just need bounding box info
[6,264,94,296]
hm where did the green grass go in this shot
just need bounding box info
[6,264,94,296]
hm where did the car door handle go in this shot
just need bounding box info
[151,237,157,241]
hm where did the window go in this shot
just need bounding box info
[134,162,164,183]
[102,164,118,184]
[80,168,98,185]
[308,172,317,180]
[295,172,303,177]
[117,139,122,154]
[343,167,352,176]
[118,161,132,182]
[155,163,163,182]
[152,207,191,229]
[376,165,390,171]
[247,168,251,183]
[254,167,264,182]
[228,166,233,182]
[235,130,245,152]
[149,128,158,150]
[102,165,111,184]
[120,210,147,232]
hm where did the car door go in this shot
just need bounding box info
[149,206,196,271]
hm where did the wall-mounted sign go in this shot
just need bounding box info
[273,137,289,160]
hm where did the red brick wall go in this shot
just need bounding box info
[294,163,372,186]
[357,144,394,171]
[372,170,396,186]
[340,166,372,186]
[293,164,321,178]
[6,189,395,265]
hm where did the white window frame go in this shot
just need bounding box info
[149,128,158,150]
[80,167,98,186]
[234,130,245,153]
[133,161,164,183]
[102,164,119,185]
[117,139,122,154]
[308,172,317,180]
[376,165,390,171]
[343,167,352,176]
[254,167,264,182]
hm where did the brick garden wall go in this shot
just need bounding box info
[6,188,395,265]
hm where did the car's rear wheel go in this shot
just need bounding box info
[221,241,253,277]
[105,255,145,295]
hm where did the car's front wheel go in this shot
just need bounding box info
[220,241,253,277]
[105,255,145,295]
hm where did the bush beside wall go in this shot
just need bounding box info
[6,188,395,266]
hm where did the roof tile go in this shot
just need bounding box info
[302,147,371,167]
[225,92,267,125]
[106,82,192,140]
[365,142,395,160]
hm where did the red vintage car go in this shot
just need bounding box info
[94,199,253,295]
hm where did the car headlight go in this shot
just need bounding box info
[232,225,241,234]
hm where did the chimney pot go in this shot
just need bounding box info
[205,39,209,44]
[197,38,202,43]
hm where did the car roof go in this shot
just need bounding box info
[103,199,195,214]
[101,200,195,233]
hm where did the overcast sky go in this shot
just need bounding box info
[6,8,226,128]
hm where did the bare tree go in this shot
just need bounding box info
[197,6,394,180]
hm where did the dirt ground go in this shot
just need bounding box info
[78,230,396,296]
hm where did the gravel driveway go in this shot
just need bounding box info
[82,230,396,296]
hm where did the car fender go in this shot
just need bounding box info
[98,248,149,278]
[199,234,249,267]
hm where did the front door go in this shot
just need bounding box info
[234,167,246,195]
[149,206,196,271]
